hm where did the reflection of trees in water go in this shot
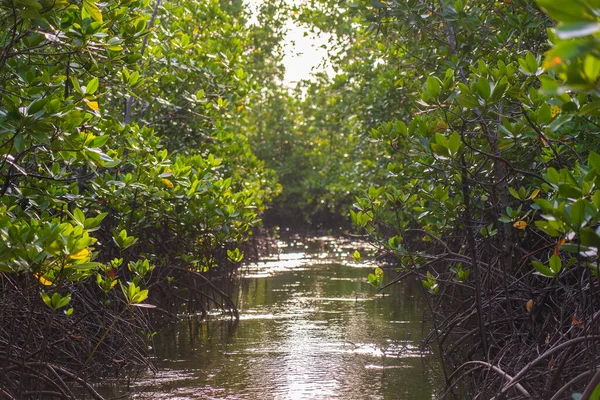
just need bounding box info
[120,236,442,399]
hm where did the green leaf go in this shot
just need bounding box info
[536,0,597,23]
[128,71,139,86]
[70,262,101,270]
[434,133,448,148]
[56,294,71,309]
[85,77,99,95]
[477,77,491,100]
[127,282,136,301]
[70,77,83,95]
[535,220,561,237]
[558,184,582,199]
[580,228,600,248]
[549,255,562,274]
[41,292,52,308]
[426,76,441,99]
[490,77,508,102]
[368,273,377,285]
[89,135,109,148]
[82,0,102,23]
[532,260,554,277]
[579,102,600,116]
[14,133,25,153]
[547,167,560,184]
[526,51,539,74]
[589,383,600,400]
[570,199,586,228]
[456,93,479,108]
[51,292,61,308]
[588,151,600,171]
[431,143,450,157]
[448,131,461,154]
[509,187,521,200]
[584,55,600,82]
[73,208,85,224]
[368,185,379,199]
[227,248,244,263]
[547,114,572,132]
[132,289,148,303]
[519,51,539,75]
[15,0,42,10]
[187,179,199,196]
[593,191,600,209]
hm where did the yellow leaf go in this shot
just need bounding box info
[237,105,244,111]
[435,121,448,132]
[527,189,540,200]
[34,273,53,286]
[70,248,90,260]
[551,105,561,118]
[375,266,384,277]
[525,299,533,312]
[193,27,199,35]
[161,178,174,188]
[513,220,527,230]
[84,99,100,111]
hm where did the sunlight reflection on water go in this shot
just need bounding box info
[99,235,442,399]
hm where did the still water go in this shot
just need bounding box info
[114,235,441,399]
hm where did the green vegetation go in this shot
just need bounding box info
[0,0,282,396]
[249,0,600,397]
[2,0,600,397]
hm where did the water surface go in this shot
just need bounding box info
[108,235,441,399]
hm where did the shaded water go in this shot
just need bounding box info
[105,235,442,399]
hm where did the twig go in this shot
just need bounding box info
[498,336,600,397]
[447,360,531,397]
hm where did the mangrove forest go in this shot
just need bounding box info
[1,0,600,398]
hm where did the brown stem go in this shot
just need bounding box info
[498,336,600,397]
[461,155,489,360]
[580,368,600,400]
[447,360,531,397]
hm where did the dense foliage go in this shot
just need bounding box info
[0,0,281,396]
[252,0,600,398]
[3,0,600,397]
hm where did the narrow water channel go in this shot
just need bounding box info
[106,235,442,399]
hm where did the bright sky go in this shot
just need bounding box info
[244,0,334,86]
[281,22,334,86]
